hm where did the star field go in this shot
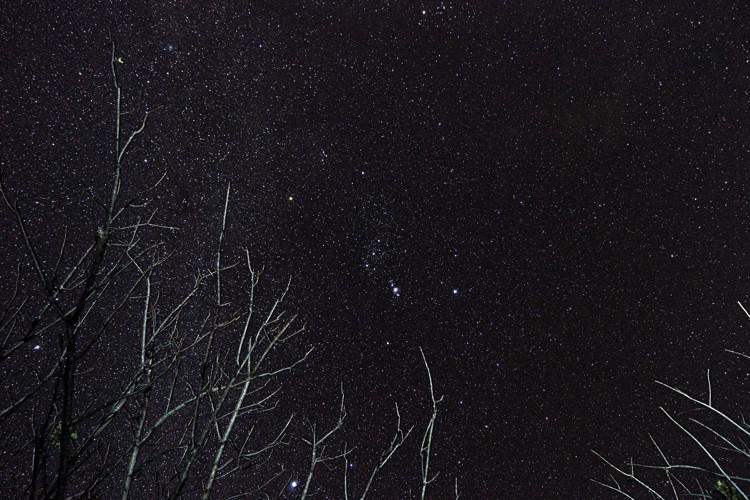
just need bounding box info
[2,1,750,498]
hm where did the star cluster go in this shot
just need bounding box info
[2,2,750,498]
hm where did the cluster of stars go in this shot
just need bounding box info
[390,280,400,297]
[2,1,742,498]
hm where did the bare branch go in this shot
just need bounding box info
[300,384,347,500]
[419,346,442,500]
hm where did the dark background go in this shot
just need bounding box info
[2,1,750,497]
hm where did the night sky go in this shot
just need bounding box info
[2,1,750,498]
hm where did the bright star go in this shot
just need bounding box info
[452,288,459,295]
[290,480,298,488]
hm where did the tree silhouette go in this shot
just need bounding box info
[592,302,750,499]
[0,43,456,499]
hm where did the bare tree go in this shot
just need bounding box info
[591,301,750,499]
[298,347,449,500]
[0,43,456,498]
[342,401,413,500]
[1,41,314,499]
